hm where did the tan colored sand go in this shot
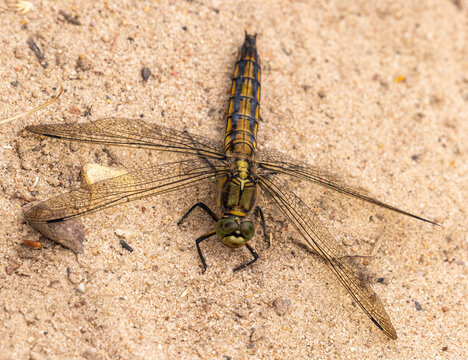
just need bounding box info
[1,1,467,359]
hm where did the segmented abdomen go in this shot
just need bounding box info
[224,33,261,158]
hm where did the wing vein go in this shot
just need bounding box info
[257,173,397,339]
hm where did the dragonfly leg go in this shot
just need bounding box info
[195,230,216,273]
[233,243,259,272]
[253,206,271,247]
[177,202,218,225]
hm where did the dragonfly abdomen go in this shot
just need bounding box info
[224,33,261,158]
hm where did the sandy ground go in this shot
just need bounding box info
[1,1,467,359]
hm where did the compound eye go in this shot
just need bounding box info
[239,221,255,240]
[216,218,237,237]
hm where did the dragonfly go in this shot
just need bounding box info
[24,33,437,340]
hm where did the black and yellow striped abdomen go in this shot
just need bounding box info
[224,33,261,159]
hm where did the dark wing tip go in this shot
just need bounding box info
[26,124,64,139]
[412,214,442,227]
[370,317,398,340]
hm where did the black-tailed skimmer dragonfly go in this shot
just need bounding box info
[25,33,438,340]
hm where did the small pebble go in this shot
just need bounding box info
[28,218,86,253]
[233,308,248,318]
[82,348,98,359]
[77,55,91,71]
[394,75,405,83]
[69,106,81,115]
[115,229,131,239]
[23,239,42,249]
[250,328,263,342]
[82,163,128,186]
[273,298,291,316]
[55,52,64,66]
[5,261,20,275]
[376,277,389,285]
[76,282,85,293]
[14,47,25,59]
[414,301,422,311]
[141,67,151,81]
[119,239,133,252]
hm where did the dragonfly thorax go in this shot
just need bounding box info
[217,158,259,219]
[236,159,249,182]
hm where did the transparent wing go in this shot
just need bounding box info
[25,158,226,223]
[257,149,437,225]
[257,173,398,339]
[26,117,226,160]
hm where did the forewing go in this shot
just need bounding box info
[257,148,436,225]
[25,158,226,223]
[26,117,226,160]
[257,173,398,339]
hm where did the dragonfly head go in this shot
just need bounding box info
[215,218,255,248]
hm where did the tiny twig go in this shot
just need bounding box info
[110,32,120,53]
[27,37,48,68]
[0,79,63,125]
[59,10,81,26]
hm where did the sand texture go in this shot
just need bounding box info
[0,1,467,359]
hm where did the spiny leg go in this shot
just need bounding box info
[196,230,216,273]
[233,243,259,272]
[253,206,271,247]
[177,202,218,225]
[178,203,217,273]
